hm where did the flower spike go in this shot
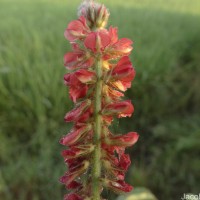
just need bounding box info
[60,1,139,199]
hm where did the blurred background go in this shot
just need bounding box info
[0,0,200,199]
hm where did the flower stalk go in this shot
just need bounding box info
[60,1,139,199]
[92,57,102,200]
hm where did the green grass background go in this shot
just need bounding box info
[0,0,200,199]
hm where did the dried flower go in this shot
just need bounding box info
[60,1,139,199]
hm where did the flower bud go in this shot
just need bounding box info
[78,0,110,29]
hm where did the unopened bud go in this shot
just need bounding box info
[78,0,110,29]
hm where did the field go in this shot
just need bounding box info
[0,0,200,199]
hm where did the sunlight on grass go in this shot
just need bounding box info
[117,187,158,200]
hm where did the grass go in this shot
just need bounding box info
[0,0,200,199]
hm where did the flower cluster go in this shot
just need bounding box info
[60,1,139,199]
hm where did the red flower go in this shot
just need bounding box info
[83,27,133,58]
[109,38,133,57]
[108,26,118,45]
[102,100,134,118]
[60,160,89,186]
[103,85,124,101]
[118,153,131,171]
[105,27,133,59]
[104,132,139,147]
[66,181,82,190]
[64,16,90,41]
[64,73,88,103]
[75,69,96,84]
[64,100,91,122]
[84,30,111,53]
[102,179,133,193]
[64,51,94,70]
[110,80,132,92]
[62,144,94,160]
[64,193,83,200]
[102,153,131,180]
[61,1,138,198]
[74,107,93,124]
[60,125,92,146]
[112,56,136,82]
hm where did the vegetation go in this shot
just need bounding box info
[0,0,200,199]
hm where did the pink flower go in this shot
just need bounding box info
[64,16,90,41]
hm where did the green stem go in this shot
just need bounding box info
[92,57,102,200]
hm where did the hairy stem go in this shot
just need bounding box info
[92,57,102,200]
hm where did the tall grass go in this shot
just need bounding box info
[0,0,200,199]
